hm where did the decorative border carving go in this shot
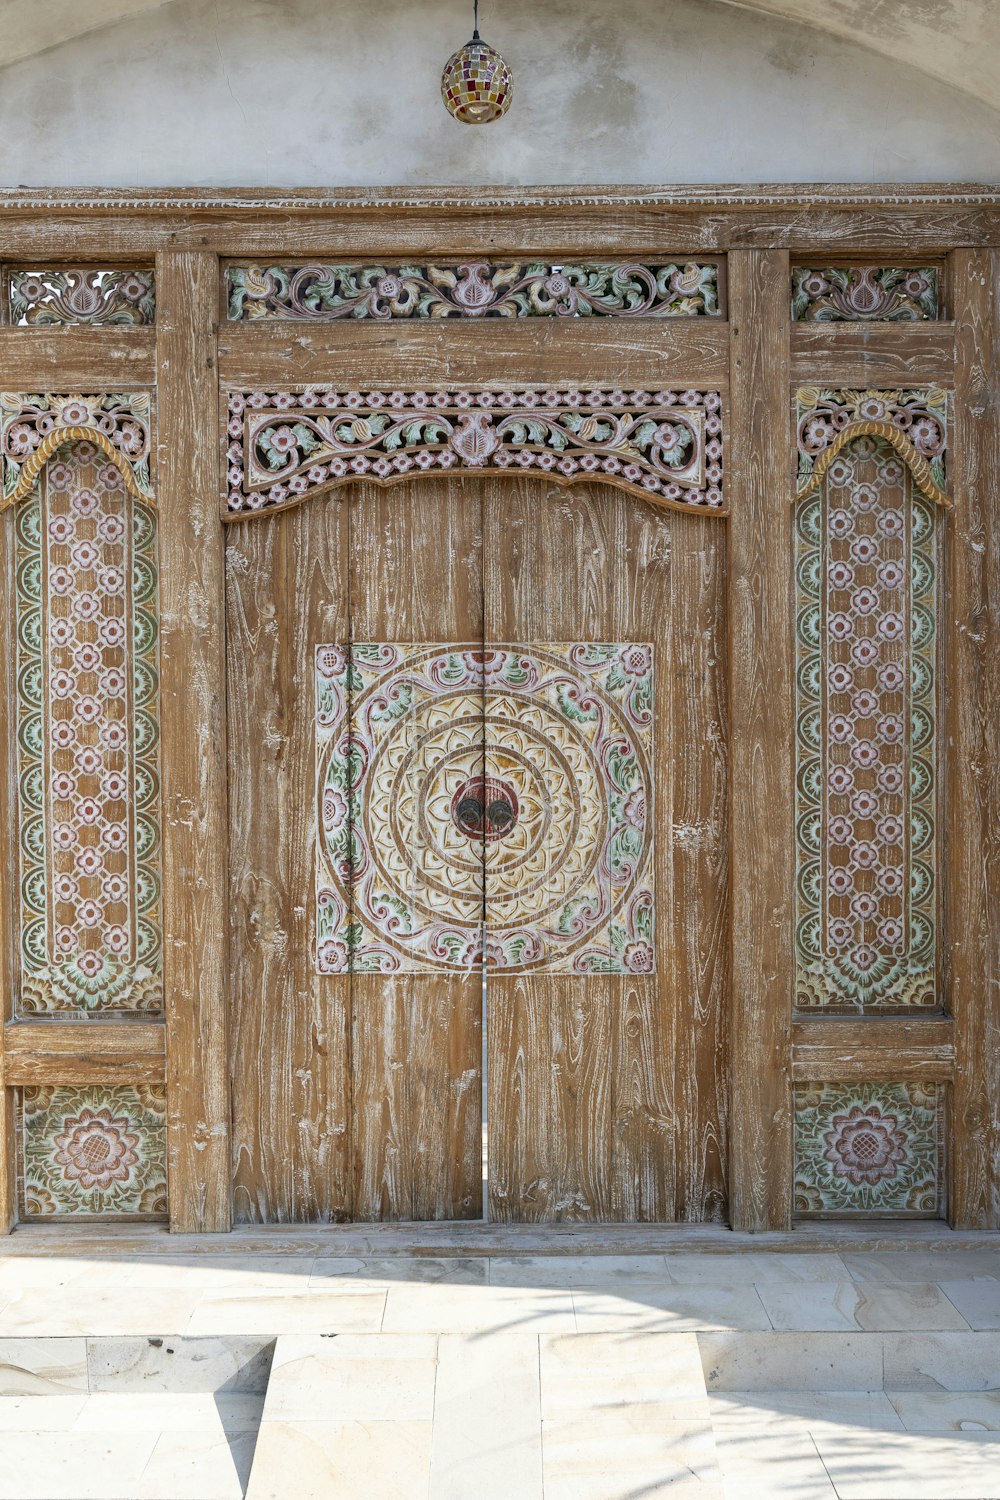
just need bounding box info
[226,260,721,321]
[225,386,724,518]
[5,268,155,327]
[1,394,154,510]
[792,267,938,322]
[795,388,948,508]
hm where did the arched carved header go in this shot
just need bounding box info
[224,385,725,520]
[795,386,949,509]
[1,393,154,511]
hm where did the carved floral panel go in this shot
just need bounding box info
[227,260,721,320]
[13,437,162,1014]
[2,393,155,506]
[796,387,947,502]
[792,266,938,322]
[20,1084,167,1217]
[794,1082,943,1216]
[316,643,654,975]
[5,268,156,326]
[226,387,724,517]
[795,434,938,1012]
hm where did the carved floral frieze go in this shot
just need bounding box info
[227,260,721,320]
[225,386,724,517]
[5,268,156,326]
[792,267,938,322]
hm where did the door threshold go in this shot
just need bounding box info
[3,1218,997,1257]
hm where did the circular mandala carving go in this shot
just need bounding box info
[315,643,655,975]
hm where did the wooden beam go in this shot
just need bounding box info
[0,328,155,388]
[727,249,794,1233]
[218,319,729,390]
[2,1023,166,1085]
[948,248,1000,1230]
[791,1019,956,1082]
[156,250,231,1234]
[0,186,996,256]
[790,323,955,388]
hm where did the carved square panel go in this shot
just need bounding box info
[20,1084,167,1218]
[316,643,654,975]
[793,1081,944,1217]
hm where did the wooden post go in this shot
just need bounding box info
[156,250,231,1233]
[0,512,17,1232]
[948,248,1000,1229]
[727,249,793,1232]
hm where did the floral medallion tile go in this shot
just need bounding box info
[20,1084,167,1218]
[316,642,654,975]
[794,1081,943,1217]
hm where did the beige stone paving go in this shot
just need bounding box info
[0,1248,998,1496]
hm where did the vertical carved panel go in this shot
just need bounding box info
[14,439,161,1014]
[795,435,938,1012]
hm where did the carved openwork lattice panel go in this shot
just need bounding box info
[792,267,939,322]
[226,260,722,320]
[316,643,654,976]
[794,433,939,1013]
[793,1082,944,1217]
[19,1085,167,1218]
[226,387,724,517]
[3,268,156,327]
[2,393,155,509]
[11,433,162,1015]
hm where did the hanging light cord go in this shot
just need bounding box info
[472,0,480,41]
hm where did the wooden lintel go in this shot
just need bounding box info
[790,323,955,387]
[218,319,729,390]
[2,1021,166,1085]
[0,328,156,389]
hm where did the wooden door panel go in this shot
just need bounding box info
[347,482,483,1220]
[227,501,352,1223]
[484,477,693,1221]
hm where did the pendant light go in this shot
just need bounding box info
[441,0,513,124]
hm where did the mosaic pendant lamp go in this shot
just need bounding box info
[441,0,512,124]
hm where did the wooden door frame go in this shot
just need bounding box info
[0,185,996,1234]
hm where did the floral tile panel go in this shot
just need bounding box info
[316,642,654,975]
[20,1084,167,1218]
[794,1081,943,1217]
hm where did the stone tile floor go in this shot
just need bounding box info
[2,1243,1000,1497]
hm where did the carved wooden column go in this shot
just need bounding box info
[157,250,231,1233]
[948,248,1000,1229]
[727,248,794,1231]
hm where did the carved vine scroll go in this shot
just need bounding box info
[225,386,725,519]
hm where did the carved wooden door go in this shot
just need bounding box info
[226,472,726,1224]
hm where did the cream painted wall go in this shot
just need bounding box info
[0,0,997,187]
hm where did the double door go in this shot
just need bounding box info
[225,475,727,1222]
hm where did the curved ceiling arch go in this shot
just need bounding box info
[1,0,996,110]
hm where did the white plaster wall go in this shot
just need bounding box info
[0,0,997,187]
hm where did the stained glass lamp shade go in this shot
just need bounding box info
[441,3,512,124]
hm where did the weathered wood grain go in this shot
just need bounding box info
[727,249,794,1233]
[0,185,998,257]
[791,1021,956,1083]
[0,327,155,387]
[670,515,730,1223]
[2,1023,166,1085]
[948,249,1000,1229]
[156,250,231,1234]
[226,501,352,1223]
[789,323,955,387]
[483,476,708,1223]
[218,320,729,389]
[348,480,483,1221]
